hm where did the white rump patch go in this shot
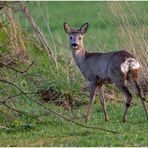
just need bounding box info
[121,58,140,74]
[121,61,129,74]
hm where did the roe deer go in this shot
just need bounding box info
[64,22,148,122]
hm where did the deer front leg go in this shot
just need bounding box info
[84,81,97,122]
[98,85,109,121]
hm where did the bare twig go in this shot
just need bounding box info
[0,59,35,73]
[22,58,36,73]
[0,79,117,134]
[2,91,37,103]
[19,2,57,67]
[0,100,39,120]
[0,58,40,83]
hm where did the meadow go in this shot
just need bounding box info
[0,1,148,146]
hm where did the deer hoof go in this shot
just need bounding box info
[123,120,126,123]
[122,118,127,123]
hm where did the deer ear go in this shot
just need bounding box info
[64,22,70,33]
[80,23,89,34]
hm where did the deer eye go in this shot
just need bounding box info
[70,36,72,40]
[79,37,81,40]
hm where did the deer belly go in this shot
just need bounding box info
[96,75,112,84]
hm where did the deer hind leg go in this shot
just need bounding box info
[98,85,109,121]
[84,81,97,122]
[115,83,133,122]
[128,78,148,120]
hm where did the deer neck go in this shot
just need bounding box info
[72,47,86,69]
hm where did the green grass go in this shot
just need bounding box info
[0,1,148,147]
[0,102,148,146]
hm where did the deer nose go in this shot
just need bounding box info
[71,43,78,48]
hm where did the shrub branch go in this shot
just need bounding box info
[0,79,117,134]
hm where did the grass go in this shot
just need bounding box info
[0,103,148,146]
[0,1,148,147]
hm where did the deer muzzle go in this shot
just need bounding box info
[71,43,79,49]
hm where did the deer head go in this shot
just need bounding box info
[64,23,89,50]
